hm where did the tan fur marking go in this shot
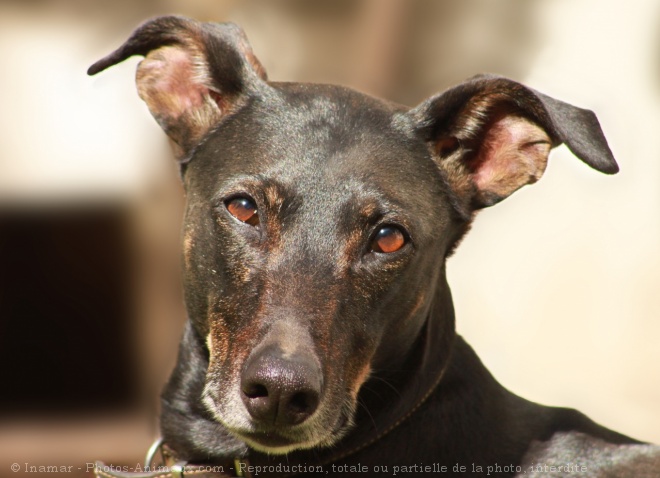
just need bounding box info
[351,363,372,399]
[337,227,363,273]
[406,291,427,322]
[206,333,214,356]
[337,201,379,273]
[208,314,230,365]
[183,230,194,269]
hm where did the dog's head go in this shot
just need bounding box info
[90,16,617,456]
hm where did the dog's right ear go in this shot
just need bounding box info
[88,15,268,160]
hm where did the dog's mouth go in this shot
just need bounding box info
[231,411,351,454]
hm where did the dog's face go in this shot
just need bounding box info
[89,16,617,455]
[181,84,455,452]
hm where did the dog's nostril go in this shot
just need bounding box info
[289,391,312,413]
[243,383,268,399]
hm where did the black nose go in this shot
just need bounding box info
[240,345,322,426]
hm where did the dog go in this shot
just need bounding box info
[88,16,659,478]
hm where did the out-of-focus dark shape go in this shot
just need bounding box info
[0,206,138,416]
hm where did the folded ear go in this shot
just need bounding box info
[88,15,268,159]
[409,75,618,211]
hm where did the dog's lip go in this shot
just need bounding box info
[233,408,352,451]
[233,421,318,447]
[238,429,302,448]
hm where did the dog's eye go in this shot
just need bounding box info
[371,226,407,253]
[226,197,259,226]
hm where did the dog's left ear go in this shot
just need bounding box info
[88,15,268,159]
[409,75,618,210]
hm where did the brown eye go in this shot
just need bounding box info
[226,197,259,226]
[371,226,406,254]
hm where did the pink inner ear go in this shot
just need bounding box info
[136,45,222,152]
[138,46,214,120]
[471,115,552,201]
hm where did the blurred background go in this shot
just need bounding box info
[0,0,658,476]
